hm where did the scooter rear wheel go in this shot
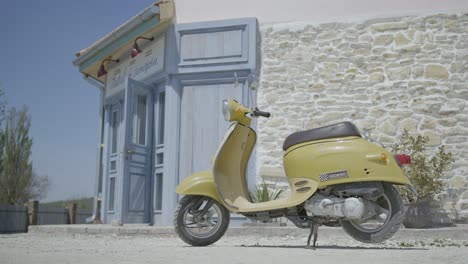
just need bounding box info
[340,183,404,243]
[174,195,230,246]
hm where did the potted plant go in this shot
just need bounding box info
[391,130,454,228]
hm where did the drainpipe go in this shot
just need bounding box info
[83,74,105,224]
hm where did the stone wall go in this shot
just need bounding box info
[257,13,468,219]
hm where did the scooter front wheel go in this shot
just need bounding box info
[340,183,404,243]
[174,195,230,246]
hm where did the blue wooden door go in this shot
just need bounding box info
[179,83,244,184]
[121,79,154,223]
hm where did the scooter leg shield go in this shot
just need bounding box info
[175,171,223,204]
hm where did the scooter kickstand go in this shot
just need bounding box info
[306,224,319,249]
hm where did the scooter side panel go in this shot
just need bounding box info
[175,171,223,204]
[212,123,253,212]
[212,123,320,213]
[283,137,411,188]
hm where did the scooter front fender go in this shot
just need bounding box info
[176,171,223,204]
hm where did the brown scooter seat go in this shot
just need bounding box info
[282,122,361,150]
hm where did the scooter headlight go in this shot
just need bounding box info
[222,99,231,121]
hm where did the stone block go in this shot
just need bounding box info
[350,43,372,50]
[374,34,394,46]
[423,43,437,51]
[399,118,418,131]
[461,190,468,199]
[439,103,463,115]
[395,33,411,46]
[438,119,457,127]
[379,121,396,136]
[386,66,411,81]
[368,72,385,83]
[444,18,460,32]
[259,166,286,178]
[397,44,421,53]
[412,67,424,78]
[264,93,280,104]
[421,118,437,129]
[425,64,449,80]
[372,22,408,32]
[445,136,467,144]
[423,131,441,146]
[378,135,394,144]
[359,34,374,42]
[317,31,337,40]
[448,176,468,190]
[450,62,466,73]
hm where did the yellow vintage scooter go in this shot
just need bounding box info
[175,99,413,247]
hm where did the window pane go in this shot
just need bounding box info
[156,153,163,165]
[134,95,147,145]
[111,111,118,154]
[155,173,163,211]
[157,92,165,145]
[110,161,116,171]
[108,178,115,211]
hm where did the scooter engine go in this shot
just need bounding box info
[304,194,377,220]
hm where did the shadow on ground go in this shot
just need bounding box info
[237,244,427,250]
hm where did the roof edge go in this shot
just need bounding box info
[73,1,165,67]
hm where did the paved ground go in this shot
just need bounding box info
[2,229,468,264]
[27,224,468,240]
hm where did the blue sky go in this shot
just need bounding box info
[0,0,155,201]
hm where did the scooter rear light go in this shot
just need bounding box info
[393,154,411,166]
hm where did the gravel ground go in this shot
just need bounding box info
[1,232,468,264]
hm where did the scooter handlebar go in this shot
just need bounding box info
[253,108,271,118]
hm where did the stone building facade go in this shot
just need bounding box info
[75,0,468,225]
[256,13,468,218]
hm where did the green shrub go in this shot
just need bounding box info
[249,178,285,203]
[391,130,453,202]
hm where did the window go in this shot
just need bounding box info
[134,95,147,145]
[154,90,165,212]
[157,92,165,145]
[108,178,116,211]
[156,153,163,166]
[155,173,163,211]
[110,161,116,171]
[111,111,118,154]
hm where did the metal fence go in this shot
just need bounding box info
[0,205,28,234]
[76,208,93,224]
[36,206,92,225]
[37,206,69,225]
[0,203,93,233]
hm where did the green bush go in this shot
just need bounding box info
[391,130,453,202]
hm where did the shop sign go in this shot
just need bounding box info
[105,36,165,98]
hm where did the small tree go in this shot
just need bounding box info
[391,130,453,202]
[0,107,49,205]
